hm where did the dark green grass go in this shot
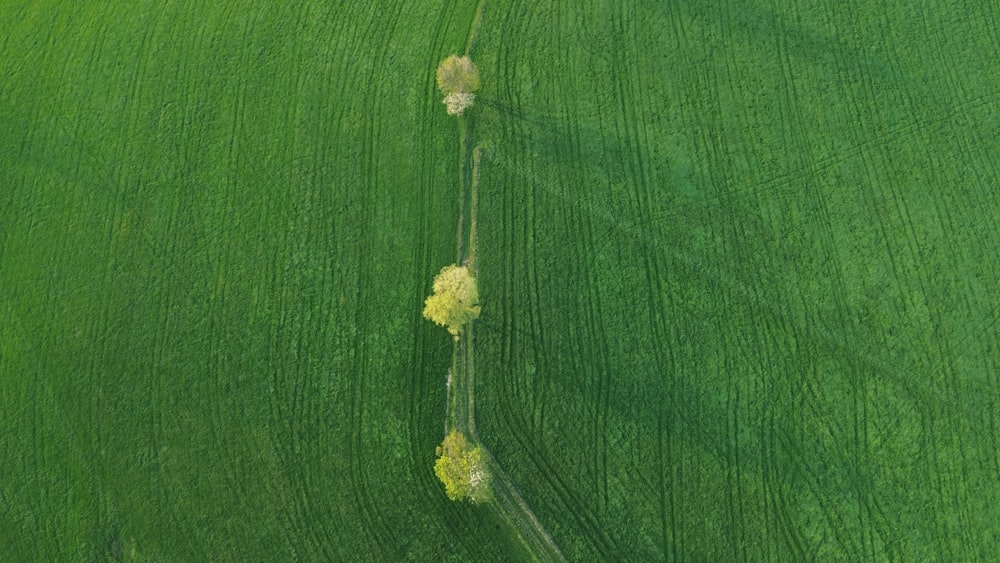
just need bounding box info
[2,1,999,561]
[472,1,999,560]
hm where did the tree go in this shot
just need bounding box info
[436,55,480,115]
[434,429,492,503]
[442,92,476,116]
[423,264,480,339]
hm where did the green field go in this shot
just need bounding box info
[2,2,998,561]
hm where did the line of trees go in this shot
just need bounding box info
[426,55,491,504]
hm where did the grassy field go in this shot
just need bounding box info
[2,1,998,561]
[473,2,1000,560]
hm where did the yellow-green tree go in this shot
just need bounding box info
[423,264,480,339]
[436,55,480,115]
[434,429,492,503]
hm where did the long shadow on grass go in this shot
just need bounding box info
[470,97,993,558]
[656,1,896,80]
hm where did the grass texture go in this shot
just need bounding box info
[2,1,998,560]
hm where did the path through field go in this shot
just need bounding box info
[440,4,566,561]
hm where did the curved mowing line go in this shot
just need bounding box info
[438,3,565,561]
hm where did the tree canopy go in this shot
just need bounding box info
[436,55,480,115]
[423,264,480,339]
[433,429,492,503]
[436,55,480,95]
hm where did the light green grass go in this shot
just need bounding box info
[1,2,525,560]
[2,1,998,561]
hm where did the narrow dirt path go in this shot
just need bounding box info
[441,3,567,561]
